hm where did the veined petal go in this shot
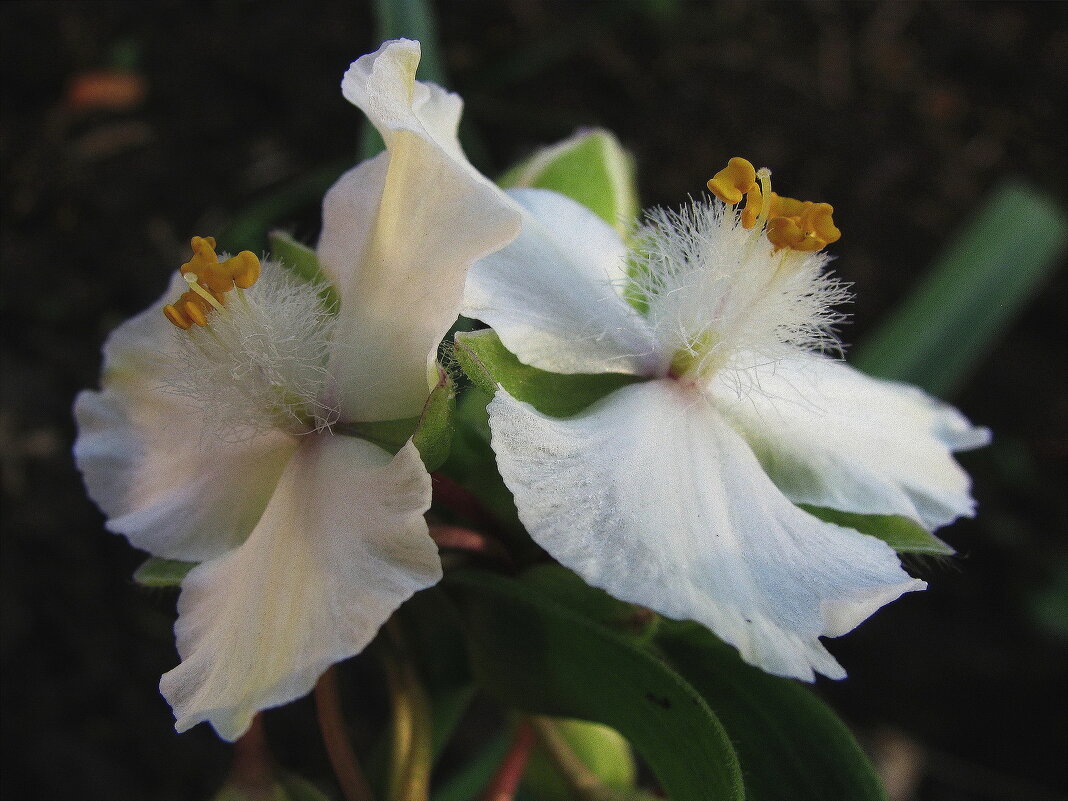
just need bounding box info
[463,188,659,376]
[73,278,298,561]
[318,39,522,422]
[710,352,990,530]
[488,381,924,681]
[160,437,439,741]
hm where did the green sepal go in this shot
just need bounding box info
[521,718,639,801]
[338,367,456,471]
[444,568,744,801]
[454,329,640,418]
[499,128,639,235]
[133,557,196,588]
[801,505,955,555]
[656,621,888,801]
[266,230,341,312]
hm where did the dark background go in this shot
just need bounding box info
[2,2,1066,799]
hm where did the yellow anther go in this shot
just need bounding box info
[707,157,757,205]
[229,250,261,289]
[710,158,842,253]
[163,303,192,329]
[164,236,261,328]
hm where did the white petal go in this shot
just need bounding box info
[464,188,659,376]
[318,39,522,422]
[710,352,990,530]
[488,381,924,681]
[73,278,298,561]
[160,437,439,741]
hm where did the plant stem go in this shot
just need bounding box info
[382,618,434,801]
[431,472,504,535]
[477,720,537,801]
[428,523,513,565]
[229,713,275,794]
[314,667,377,801]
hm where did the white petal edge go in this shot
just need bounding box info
[318,39,522,422]
[160,437,439,741]
[73,276,298,561]
[463,188,659,376]
[488,380,925,681]
[709,352,991,530]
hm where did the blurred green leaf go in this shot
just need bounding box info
[362,0,446,160]
[133,557,195,588]
[219,162,350,255]
[431,728,512,801]
[445,569,744,801]
[454,329,640,418]
[801,506,955,555]
[499,128,640,235]
[267,230,340,311]
[212,771,330,801]
[853,181,1068,397]
[657,622,888,801]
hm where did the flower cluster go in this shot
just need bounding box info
[75,39,987,741]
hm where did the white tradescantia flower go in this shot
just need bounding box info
[73,39,521,740]
[463,157,989,681]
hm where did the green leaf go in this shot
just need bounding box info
[454,329,640,418]
[499,129,639,235]
[445,569,744,801]
[800,506,955,555]
[338,367,455,471]
[212,772,330,801]
[133,557,196,588]
[431,728,512,801]
[657,622,888,801]
[519,564,660,642]
[853,181,1068,397]
[266,230,340,311]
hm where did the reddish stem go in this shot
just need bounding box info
[229,713,275,794]
[477,721,537,801]
[431,472,503,534]
[429,523,513,565]
[314,667,377,801]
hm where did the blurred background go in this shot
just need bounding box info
[2,1,1065,799]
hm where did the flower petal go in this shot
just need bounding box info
[160,437,439,741]
[488,380,924,681]
[710,352,990,530]
[317,39,521,422]
[73,278,298,561]
[464,188,659,376]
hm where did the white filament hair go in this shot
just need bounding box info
[165,260,339,440]
[631,199,851,379]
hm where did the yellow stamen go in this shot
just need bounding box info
[707,157,757,205]
[163,236,262,328]
[707,158,841,253]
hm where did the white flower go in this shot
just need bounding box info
[462,160,989,681]
[73,39,521,740]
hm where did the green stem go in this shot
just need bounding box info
[382,618,434,801]
[477,720,537,801]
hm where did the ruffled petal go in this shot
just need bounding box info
[488,380,924,681]
[160,437,439,741]
[710,352,990,530]
[464,188,659,376]
[317,39,522,422]
[73,277,298,561]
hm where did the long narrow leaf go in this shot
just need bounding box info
[853,181,1067,397]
